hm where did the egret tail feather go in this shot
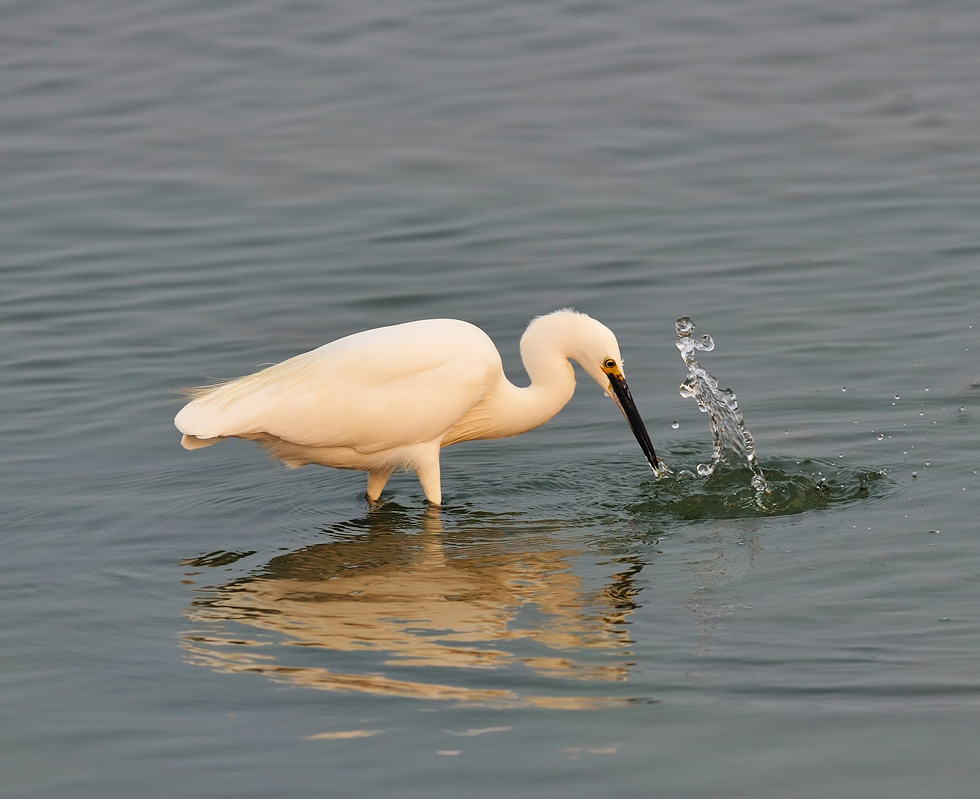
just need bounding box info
[181,434,221,450]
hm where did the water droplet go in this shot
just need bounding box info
[925,387,930,392]
[894,394,901,400]
[841,386,847,392]
[675,317,695,336]
[911,470,917,478]
[877,433,884,441]
[925,460,931,466]
[671,421,679,429]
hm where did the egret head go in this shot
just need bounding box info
[527,310,660,473]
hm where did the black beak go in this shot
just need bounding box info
[606,370,660,472]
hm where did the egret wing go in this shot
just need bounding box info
[175,320,500,451]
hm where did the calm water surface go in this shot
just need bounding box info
[3,1,979,797]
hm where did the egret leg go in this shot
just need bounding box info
[414,449,443,506]
[366,470,391,503]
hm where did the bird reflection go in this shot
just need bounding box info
[181,507,645,708]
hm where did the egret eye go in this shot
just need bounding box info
[603,358,617,369]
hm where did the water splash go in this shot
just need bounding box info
[630,456,888,520]
[675,317,769,494]
[629,316,889,517]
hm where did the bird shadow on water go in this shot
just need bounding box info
[177,450,895,709]
[180,504,657,709]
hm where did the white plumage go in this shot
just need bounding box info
[175,309,659,505]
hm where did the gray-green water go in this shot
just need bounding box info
[3,1,979,797]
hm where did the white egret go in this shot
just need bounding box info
[175,309,659,504]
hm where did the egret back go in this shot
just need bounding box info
[175,320,502,453]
